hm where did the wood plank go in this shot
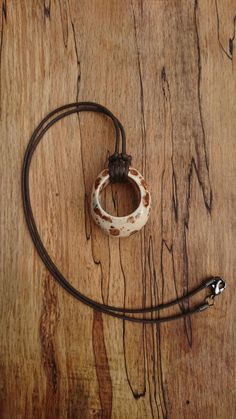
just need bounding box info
[0,1,235,418]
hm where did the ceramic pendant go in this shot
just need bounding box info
[91,167,151,237]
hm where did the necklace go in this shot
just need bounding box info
[22,102,226,323]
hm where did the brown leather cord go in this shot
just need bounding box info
[22,102,225,323]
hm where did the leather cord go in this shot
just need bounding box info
[22,102,222,323]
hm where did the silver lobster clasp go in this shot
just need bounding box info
[204,277,226,307]
[211,277,226,296]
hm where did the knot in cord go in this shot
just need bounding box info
[108,152,132,183]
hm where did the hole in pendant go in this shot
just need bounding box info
[99,179,141,217]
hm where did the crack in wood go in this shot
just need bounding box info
[69,12,110,308]
[194,0,213,213]
[131,0,147,175]
[182,223,192,348]
[71,19,81,102]
[84,192,92,240]
[0,0,6,115]
[215,0,235,61]
[161,63,193,346]
[123,321,146,400]
[161,66,179,223]
[118,208,146,398]
[2,0,6,21]
[44,0,51,19]
[155,326,169,419]
[59,0,69,48]
[147,237,168,418]
[229,15,236,55]
[145,323,166,419]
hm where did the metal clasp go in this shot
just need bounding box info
[205,277,226,307]
[211,277,226,296]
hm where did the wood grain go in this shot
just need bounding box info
[0,1,236,418]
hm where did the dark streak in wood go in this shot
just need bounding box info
[39,275,60,416]
[145,326,160,419]
[161,239,187,322]
[229,15,236,56]
[161,52,193,346]
[182,224,192,348]
[123,322,146,399]
[172,171,178,221]
[131,1,146,175]
[120,234,146,399]
[111,190,118,214]
[229,38,233,55]
[44,0,51,19]
[139,0,144,19]
[215,0,233,60]
[0,0,6,115]
[161,66,179,222]
[148,236,168,418]
[2,1,6,21]
[194,1,213,212]
[84,193,91,240]
[71,20,81,102]
[92,311,112,419]
[59,0,69,48]
[155,326,169,419]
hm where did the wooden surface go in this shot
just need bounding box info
[0,1,236,418]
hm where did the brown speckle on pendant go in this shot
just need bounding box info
[127,215,135,223]
[109,227,120,236]
[101,168,109,177]
[94,207,112,223]
[142,192,150,207]
[129,168,139,176]
[130,230,139,236]
[141,179,148,190]
[95,177,102,189]
[94,207,103,217]
[101,214,112,223]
